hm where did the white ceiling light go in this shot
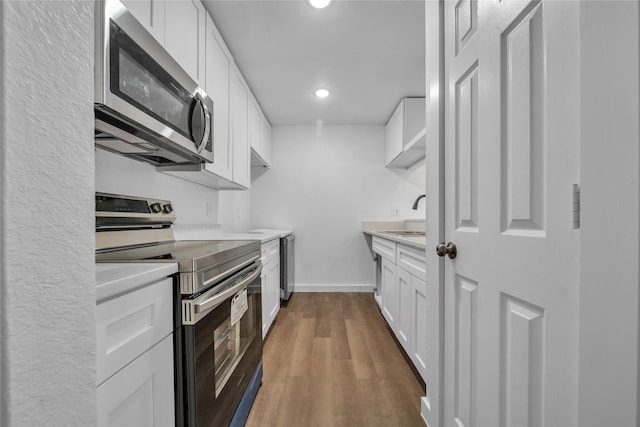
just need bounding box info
[315,88,330,98]
[309,0,331,9]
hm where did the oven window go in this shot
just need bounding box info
[213,294,256,398]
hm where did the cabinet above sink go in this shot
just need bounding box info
[384,98,426,169]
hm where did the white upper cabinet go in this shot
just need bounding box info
[249,97,271,168]
[153,0,267,190]
[385,97,426,168]
[230,66,250,189]
[249,97,262,155]
[204,14,232,181]
[260,116,271,166]
[163,0,206,85]
[120,0,166,45]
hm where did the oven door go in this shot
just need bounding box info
[181,263,262,427]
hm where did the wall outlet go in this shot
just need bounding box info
[390,208,400,216]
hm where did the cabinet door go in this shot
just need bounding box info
[230,68,250,188]
[203,15,232,180]
[267,258,280,322]
[121,0,165,45]
[411,275,428,382]
[97,335,175,427]
[384,102,404,165]
[164,0,206,85]
[381,257,397,328]
[260,116,271,166]
[249,97,262,155]
[261,270,268,338]
[396,267,412,353]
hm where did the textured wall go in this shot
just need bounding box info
[0,1,96,425]
[250,125,426,289]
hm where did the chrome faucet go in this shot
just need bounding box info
[412,194,426,210]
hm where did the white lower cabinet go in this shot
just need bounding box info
[96,269,176,427]
[261,238,280,338]
[411,274,428,381]
[396,266,412,352]
[373,236,427,383]
[97,336,175,427]
[381,257,397,329]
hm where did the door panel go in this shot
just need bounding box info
[443,1,580,426]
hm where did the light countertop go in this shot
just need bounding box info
[362,220,426,250]
[96,263,178,303]
[173,225,292,244]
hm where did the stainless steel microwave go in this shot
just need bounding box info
[94,0,213,166]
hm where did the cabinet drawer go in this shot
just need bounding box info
[261,238,280,263]
[372,236,397,262]
[397,244,426,280]
[96,277,174,385]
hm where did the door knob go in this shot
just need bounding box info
[436,242,457,259]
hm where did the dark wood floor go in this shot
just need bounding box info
[245,292,426,427]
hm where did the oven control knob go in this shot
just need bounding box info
[162,204,173,214]
[150,203,162,213]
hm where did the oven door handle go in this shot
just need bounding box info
[194,264,262,314]
[201,255,261,290]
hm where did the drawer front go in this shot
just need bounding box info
[372,236,397,262]
[261,238,280,263]
[96,277,174,385]
[397,244,426,280]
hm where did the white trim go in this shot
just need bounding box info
[422,1,444,426]
[578,2,640,425]
[292,284,374,293]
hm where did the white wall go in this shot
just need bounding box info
[250,125,425,290]
[0,2,96,425]
[95,150,222,233]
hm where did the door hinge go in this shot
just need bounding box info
[572,184,580,229]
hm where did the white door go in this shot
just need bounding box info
[443,1,580,426]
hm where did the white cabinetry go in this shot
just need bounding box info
[261,238,280,338]
[385,98,426,168]
[163,0,206,85]
[396,266,412,352]
[96,267,176,427]
[230,66,250,189]
[381,257,397,329]
[121,0,165,45]
[372,235,427,382]
[203,14,232,181]
[148,0,269,189]
[250,96,271,167]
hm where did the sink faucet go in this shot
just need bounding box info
[412,194,426,210]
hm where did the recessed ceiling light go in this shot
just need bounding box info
[309,0,331,9]
[315,88,330,98]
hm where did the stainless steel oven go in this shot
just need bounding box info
[95,0,213,166]
[182,261,263,426]
[95,192,263,427]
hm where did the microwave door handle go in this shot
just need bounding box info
[198,102,210,154]
[194,265,262,314]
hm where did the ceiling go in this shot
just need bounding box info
[202,0,425,126]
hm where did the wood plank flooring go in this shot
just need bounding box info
[245,292,426,427]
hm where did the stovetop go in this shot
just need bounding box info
[96,239,261,273]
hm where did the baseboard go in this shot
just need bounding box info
[293,284,374,293]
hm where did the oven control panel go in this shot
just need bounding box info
[95,192,176,229]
